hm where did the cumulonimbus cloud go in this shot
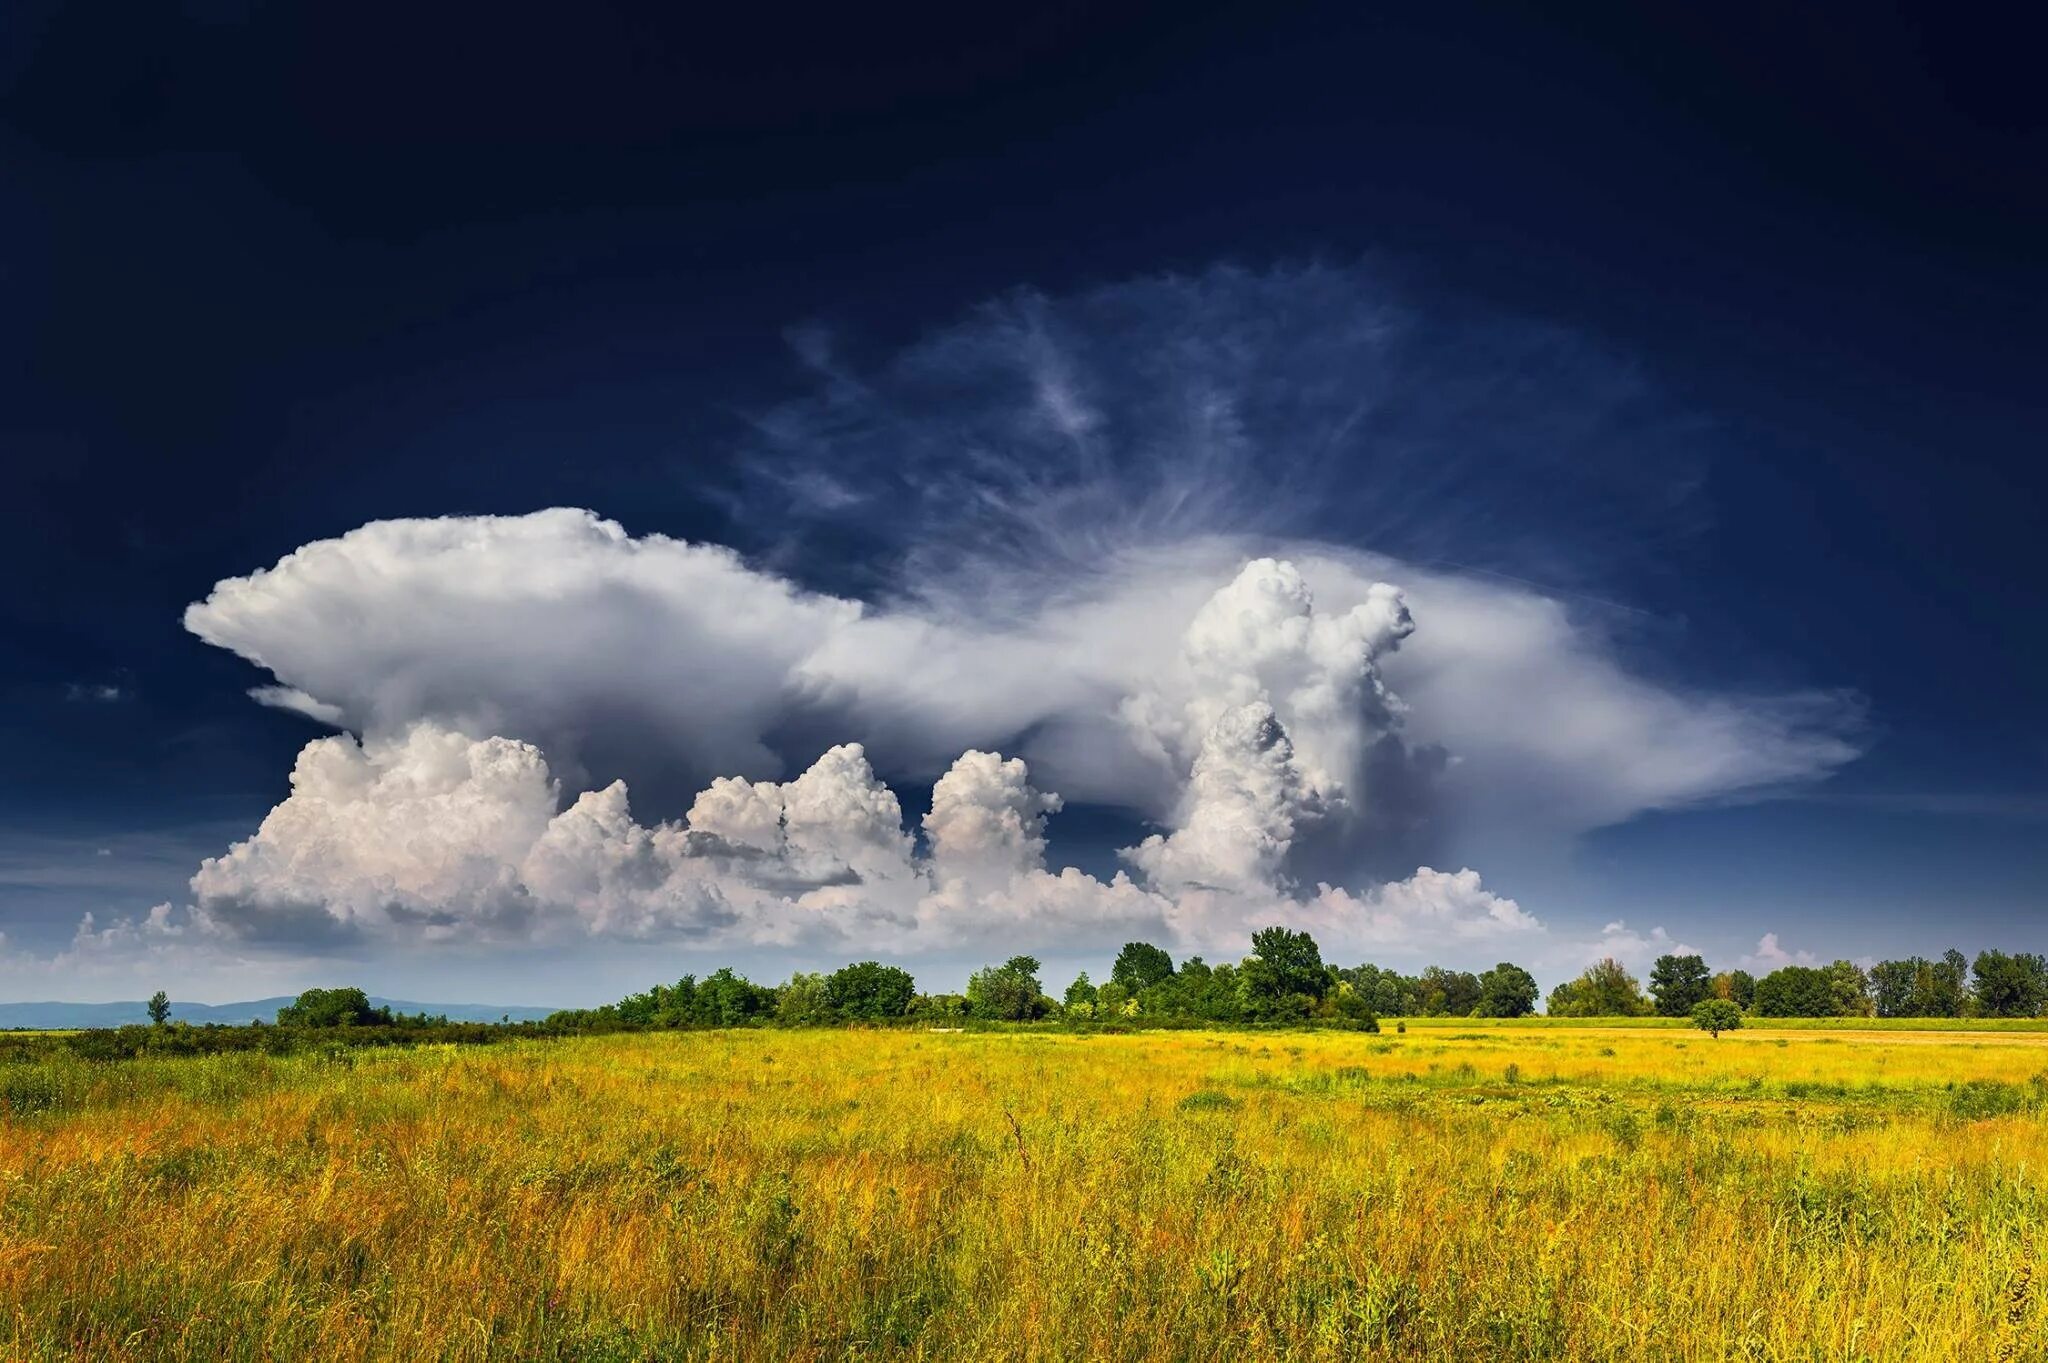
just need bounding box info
[167,541,1853,963]
[148,264,1869,970]
[185,515,1858,861]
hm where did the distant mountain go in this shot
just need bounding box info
[0,997,559,1029]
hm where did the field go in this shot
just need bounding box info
[4,1026,2047,1361]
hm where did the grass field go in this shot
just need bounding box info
[4,1025,2047,1361]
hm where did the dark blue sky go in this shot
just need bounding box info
[2,0,2044,998]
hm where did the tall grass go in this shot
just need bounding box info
[3,1026,2044,1359]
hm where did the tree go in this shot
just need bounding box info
[1475,963,1538,1018]
[824,961,917,1020]
[1418,966,1481,1017]
[776,973,831,1026]
[1063,972,1099,1010]
[1339,963,1422,1017]
[1691,998,1743,1038]
[1325,982,1381,1029]
[1750,966,1837,1017]
[146,990,171,1026]
[1869,958,1919,1018]
[1972,951,2048,1018]
[1546,959,1651,1017]
[695,968,775,1026]
[1825,960,1874,1017]
[276,987,391,1028]
[1648,954,1711,1017]
[1237,927,1328,1022]
[967,955,1046,1021]
[1111,943,1176,994]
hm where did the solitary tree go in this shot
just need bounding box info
[1691,998,1743,1038]
[276,987,391,1028]
[146,990,171,1026]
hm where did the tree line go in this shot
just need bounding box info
[549,940,2048,1031]
[92,940,2048,1065]
[547,929,1541,1030]
[1548,948,2048,1020]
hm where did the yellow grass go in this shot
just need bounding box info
[4,1025,2047,1360]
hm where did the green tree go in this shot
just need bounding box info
[276,987,391,1028]
[776,972,831,1026]
[1063,971,1099,1010]
[1825,960,1874,1017]
[1869,958,1919,1017]
[1418,966,1481,1016]
[1474,963,1538,1018]
[146,990,171,1026]
[1236,927,1328,1022]
[1750,966,1837,1017]
[1972,950,2048,1018]
[1325,982,1382,1029]
[1648,954,1711,1016]
[1111,942,1176,994]
[695,968,776,1026]
[1545,959,1651,1017]
[967,955,1046,1021]
[1691,998,1743,1037]
[824,961,917,1020]
[1908,951,1969,1017]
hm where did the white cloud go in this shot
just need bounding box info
[249,685,346,725]
[1742,932,1818,972]
[158,515,1868,973]
[924,750,1063,887]
[184,515,1858,877]
[174,708,1541,964]
[1541,919,1699,974]
[1123,702,1315,894]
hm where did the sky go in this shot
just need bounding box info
[2,1,2044,1006]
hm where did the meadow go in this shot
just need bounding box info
[3,1024,2046,1361]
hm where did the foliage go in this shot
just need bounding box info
[824,961,917,1021]
[276,987,393,1028]
[966,956,1048,1021]
[1546,959,1652,1017]
[146,990,171,1026]
[1972,950,2048,1018]
[1691,998,1743,1037]
[1711,969,1756,1009]
[1648,954,1711,1016]
[1110,942,1176,993]
[1418,966,1481,1016]
[1751,967,1830,1018]
[1475,962,1539,1018]
[1236,927,1328,1022]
